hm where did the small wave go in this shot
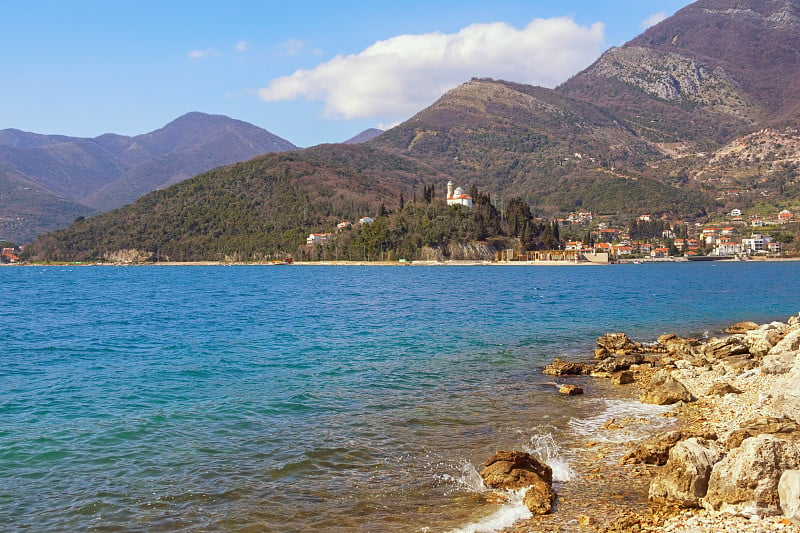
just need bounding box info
[568,398,674,442]
[438,461,485,493]
[524,433,575,483]
[449,489,531,533]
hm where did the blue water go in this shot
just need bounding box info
[1,262,799,531]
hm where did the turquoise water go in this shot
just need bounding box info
[1,262,799,531]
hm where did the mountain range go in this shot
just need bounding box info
[0,112,297,243]
[19,0,800,259]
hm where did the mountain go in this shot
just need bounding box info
[344,128,384,144]
[0,113,297,243]
[23,0,800,260]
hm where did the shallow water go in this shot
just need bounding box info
[2,262,799,531]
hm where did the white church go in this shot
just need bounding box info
[446,181,473,208]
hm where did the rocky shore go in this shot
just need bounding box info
[502,312,800,532]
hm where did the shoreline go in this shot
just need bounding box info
[509,313,800,532]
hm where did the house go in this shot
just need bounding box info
[779,210,794,223]
[358,217,374,225]
[613,245,633,256]
[742,233,771,254]
[651,247,670,258]
[674,239,686,251]
[446,181,473,208]
[306,233,333,245]
[565,241,584,251]
[336,221,351,230]
[730,208,742,217]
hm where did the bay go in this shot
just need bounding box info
[1,262,798,531]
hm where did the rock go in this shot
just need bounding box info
[703,434,800,517]
[779,470,800,527]
[658,334,701,359]
[623,429,718,466]
[640,369,694,405]
[522,479,557,515]
[612,370,635,385]
[725,416,800,450]
[714,355,759,375]
[703,336,750,360]
[706,382,743,397]
[543,358,593,376]
[725,321,760,334]
[773,356,800,424]
[595,333,644,359]
[559,384,584,395]
[479,451,556,515]
[743,323,787,359]
[769,328,800,357]
[761,329,800,374]
[596,353,646,373]
[480,451,553,490]
[649,437,724,508]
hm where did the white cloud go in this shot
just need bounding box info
[258,17,605,120]
[187,47,217,60]
[235,40,249,53]
[642,12,668,29]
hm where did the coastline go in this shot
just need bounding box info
[508,313,800,532]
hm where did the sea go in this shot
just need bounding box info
[2,261,799,532]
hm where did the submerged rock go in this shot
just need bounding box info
[559,384,584,395]
[703,434,800,517]
[649,437,724,508]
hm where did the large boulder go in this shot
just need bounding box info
[640,369,694,405]
[773,357,800,424]
[479,451,556,514]
[623,429,718,466]
[779,470,800,527]
[543,358,593,376]
[725,321,760,334]
[743,323,787,359]
[657,334,701,359]
[703,434,800,517]
[649,437,724,508]
[703,336,750,360]
[762,329,800,374]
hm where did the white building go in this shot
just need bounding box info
[446,181,473,208]
[742,233,772,254]
[306,233,332,245]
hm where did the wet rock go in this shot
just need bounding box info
[725,416,800,450]
[479,451,556,515]
[725,321,760,334]
[703,434,800,517]
[703,336,750,360]
[779,470,800,527]
[649,437,724,508]
[706,382,743,397]
[595,333,644,359]
[640,369,694,405]
[559,384,584,395]
[623,429,718,466]
[612,370,635,385]
[543,358,593,376]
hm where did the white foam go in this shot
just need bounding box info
[524,433,575,482]
[450,489,532,533]
[439,461,487,493]
[568,398,674,442]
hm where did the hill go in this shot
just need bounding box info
[0,113,297,243]
[24,0,800,260]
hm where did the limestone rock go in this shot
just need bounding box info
[779,470,800,527]
[480,451,553,490]
[725,321,760,334]
[623,429,718,466]
[559,384,584,395]
[522,478,557,515]
[725,416,800,450]
[596,353,645,372]
[640,369,694,405]
[612,370,635,385]
[703,434,800,517]
[769,328,800,357]
[479,451,556,515]
[743,323,787,359]
[762,351,798,375]
[703,336,750,360]
[706,382,743,397]
[650,437,724,508]
[773,357,800,424]
[543,358,593,376]
[658,334,701,359]
[595,333,644,359]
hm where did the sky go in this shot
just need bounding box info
[1,0,693,147]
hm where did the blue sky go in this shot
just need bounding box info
[1,0,693,147]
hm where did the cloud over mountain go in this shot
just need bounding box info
[258,17,605,121]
